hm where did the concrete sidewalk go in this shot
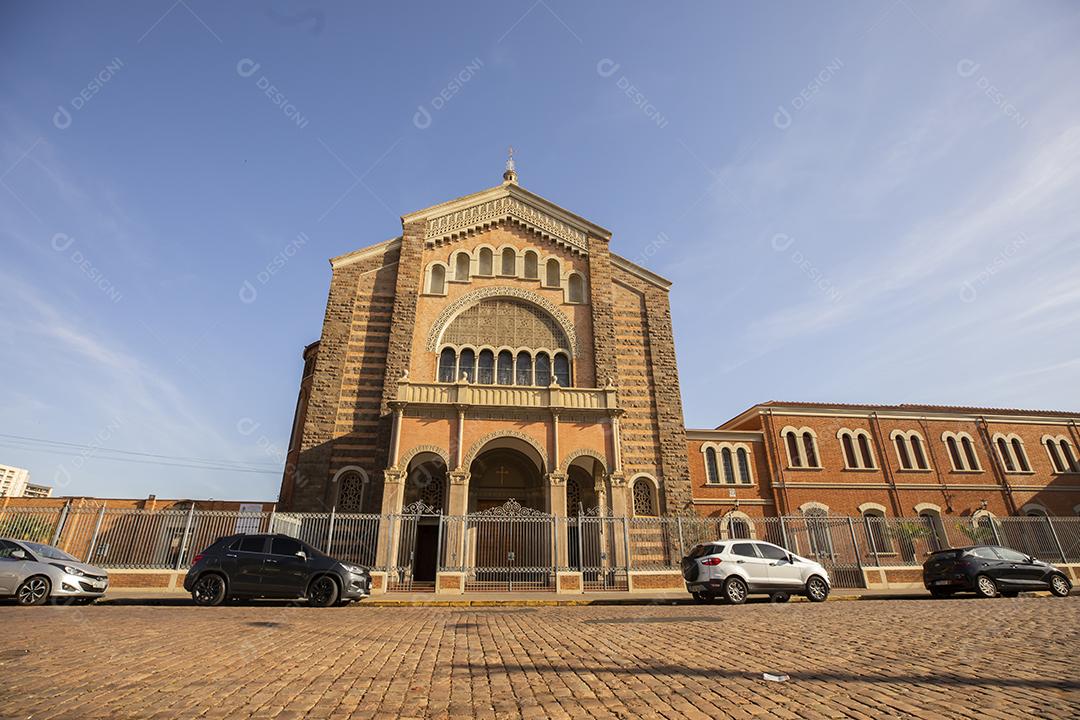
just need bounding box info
[95,587,937,607]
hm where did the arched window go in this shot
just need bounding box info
[428,264,446,295]
[802,432,819,467]
[496,350,513,385]
[736,448,752,484]
[841,434,858,469]
[1060,440,1079,472]
[458,348,475,382]
[996,438,1016,472]
[728,517,751,539]
[478,247,493,276]
[552,353,570,387]
[501,248,516,276]
[862,508,892,554]
[477,349,495,384]
[894,435,912,470]
[1011,438,1030,472]
[568,273,585,303]
[545,258,561,287]
[515,351,532,385]
[1046,438,1067,473]
[438,348,457,383]
[632,478,656,516]
[785,431,803,468]
[454,253,470,282]
[337,471,367,513]
[721,447,735,484]
[1025,506,1048,517]
[961,436,979,470]
[803,506,831,556]
[857,434,875,468]
[911,435,928,469]
[946,436,963,470]
[704,447,719,484]
[534,352,551,386]
[523,250,539,279]
[919,509,946,551]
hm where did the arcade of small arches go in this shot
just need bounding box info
[423,244,587,305]
[438,346,572,387]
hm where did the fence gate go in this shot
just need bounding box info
[387,502,442,592]
[464,499,554,592]
[569,514,628,591]
[778,515,866,588]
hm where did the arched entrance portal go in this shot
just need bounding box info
[466,440,551,590]
[392,452,447,590]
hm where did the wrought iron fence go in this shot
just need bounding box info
[2,504,1078,591]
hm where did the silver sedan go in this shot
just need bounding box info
[0,537,109,606]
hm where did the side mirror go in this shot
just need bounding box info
[788,553,796,564]
[295,551,307,560]
[12,550,26,560]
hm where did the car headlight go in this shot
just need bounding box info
[52,563,85,577]
[341,564,367,575]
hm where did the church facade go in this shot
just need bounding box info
[280,161,691,527]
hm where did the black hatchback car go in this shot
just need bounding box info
[922,545,1072,598]
[183,533,371,607]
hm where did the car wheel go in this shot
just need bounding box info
[1049,574,1071,597]
[805,575,829,603]
[191,574,227,606]
[929,588,953,599]
[308,575,340,608]
[974,574,998,598]
[723,577,748,605]
[16,576,50,606]
[770,591,790,603]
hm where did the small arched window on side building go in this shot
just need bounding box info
[523,250,539,279]
[477,247,493,276]
[567,273,585,303]
[501,248,517,276]
[545,258,561,288]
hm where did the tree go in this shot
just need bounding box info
[955,521,994,544]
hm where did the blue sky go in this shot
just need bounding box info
[2,1,1078,501]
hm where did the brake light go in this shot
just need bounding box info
[701,557,723,566]
[192,554,204,564]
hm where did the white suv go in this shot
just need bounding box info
[680,540,831,604]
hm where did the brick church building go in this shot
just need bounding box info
[280,159,1080,537]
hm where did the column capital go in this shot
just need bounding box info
[607,472,626,487]
[383,468,407,484]
[545,472,567,487]
[388,401,407,412]
[448,470,471,486]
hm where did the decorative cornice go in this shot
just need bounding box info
[425,286,579,355]
[426,195,589,254]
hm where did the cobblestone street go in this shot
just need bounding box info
[1,597,1077,719]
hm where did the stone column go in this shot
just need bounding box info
[388,403,405,468]
[374,468,407,590]
[606,473,630,571]
[546,472,568,569]
[438,469,470,594]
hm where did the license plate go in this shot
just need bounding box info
[933,580,951,586]
[92,580,107,589]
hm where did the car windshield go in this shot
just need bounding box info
[21,541,78,562]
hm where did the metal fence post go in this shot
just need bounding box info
[85,505,107,563]
[778,515,788,549]
[847,516,862,569]
[50,500,71,546]
[622,518,632,571]
[989,519,1001,546]
[326,506,336,554]
[1045,517,1069,563]
[552,515,560,574]
[267,504,277,534]
[175,503,196,571]
[676,516,685,556]
[435,514,445,573]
